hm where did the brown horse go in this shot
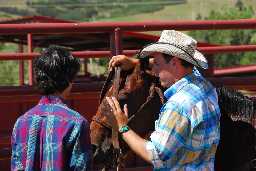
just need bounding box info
[90,63,165,170]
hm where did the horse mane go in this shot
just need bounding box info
[215,86,256,171]
[216,86,255,123]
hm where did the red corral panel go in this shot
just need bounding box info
[70,92,101,122]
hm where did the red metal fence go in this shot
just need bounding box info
[0,19,256,171]
[0,19,256,87]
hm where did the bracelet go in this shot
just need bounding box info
[119,125,130,134]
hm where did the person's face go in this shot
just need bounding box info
[151,52,175,88]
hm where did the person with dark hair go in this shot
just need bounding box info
[11,46,91,171]
[107,30,220,170]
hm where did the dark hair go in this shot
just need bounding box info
[162,53,173,63]
[162,53,194,68]
[33,46,80,95]
[180,59,194,68]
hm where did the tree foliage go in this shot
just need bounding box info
[0,43,21,86]
[190,0,256,67]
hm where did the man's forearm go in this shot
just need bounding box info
[121,129,152,164]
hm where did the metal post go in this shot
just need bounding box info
[18,44,24,85]
[84,58,89,76]
[114,28,122,55]
[110,27,122,56]
[27,33,33,86]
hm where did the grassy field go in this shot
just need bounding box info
[0,0,254,21]
[100,0,256,22]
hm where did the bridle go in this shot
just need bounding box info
[92,65,165,170]
[92,115,112,130]
[92,66,123,170]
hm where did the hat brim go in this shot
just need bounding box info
[139,43,208,69]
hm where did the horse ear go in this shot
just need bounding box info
[100,69,115,103]
[100,67,125,104]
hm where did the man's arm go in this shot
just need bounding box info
[108,55,155,74]
[121,129,152,163]
[106,97,191,168]
[106,97,153,163]
[108,55,139,71]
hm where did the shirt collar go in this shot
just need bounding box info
[164,67,202,99]
[38,95,66,106]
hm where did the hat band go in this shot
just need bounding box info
[138,42,201,68]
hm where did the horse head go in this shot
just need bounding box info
[90,63,165,169]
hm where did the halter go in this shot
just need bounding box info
[92,64,165,170]
[92,115,112,130]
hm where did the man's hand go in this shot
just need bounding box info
[106,96,128,129]
[106,97,153,164]
[108,55,139,71]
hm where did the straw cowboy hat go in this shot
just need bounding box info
[139,30,208,69]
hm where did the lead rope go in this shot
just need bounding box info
[112,66,122,171]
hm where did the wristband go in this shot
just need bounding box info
[119,125,130,134]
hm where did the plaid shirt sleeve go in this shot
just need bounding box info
[11,118,25,171]
[69,120,91,171]
[146,102,190,168]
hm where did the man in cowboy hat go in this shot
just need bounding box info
[107,30,220,170]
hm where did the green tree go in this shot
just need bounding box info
[0,43,20,86]
[190,1,256,67]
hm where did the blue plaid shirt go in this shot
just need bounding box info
[146,69,220,171]
[11,96,91,171]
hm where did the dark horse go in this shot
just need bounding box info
[215,87,256,171]
[90,64,256,170]
[90,63,165,170]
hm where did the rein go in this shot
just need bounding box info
[92,65,165,170]
[111,67,122,161]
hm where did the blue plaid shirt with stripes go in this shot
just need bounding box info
[146,69,221,171]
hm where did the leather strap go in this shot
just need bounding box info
[111,67,121,151]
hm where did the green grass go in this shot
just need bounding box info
[87,58,108,76]
[0,0,255,22]
[100,0,256,22]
